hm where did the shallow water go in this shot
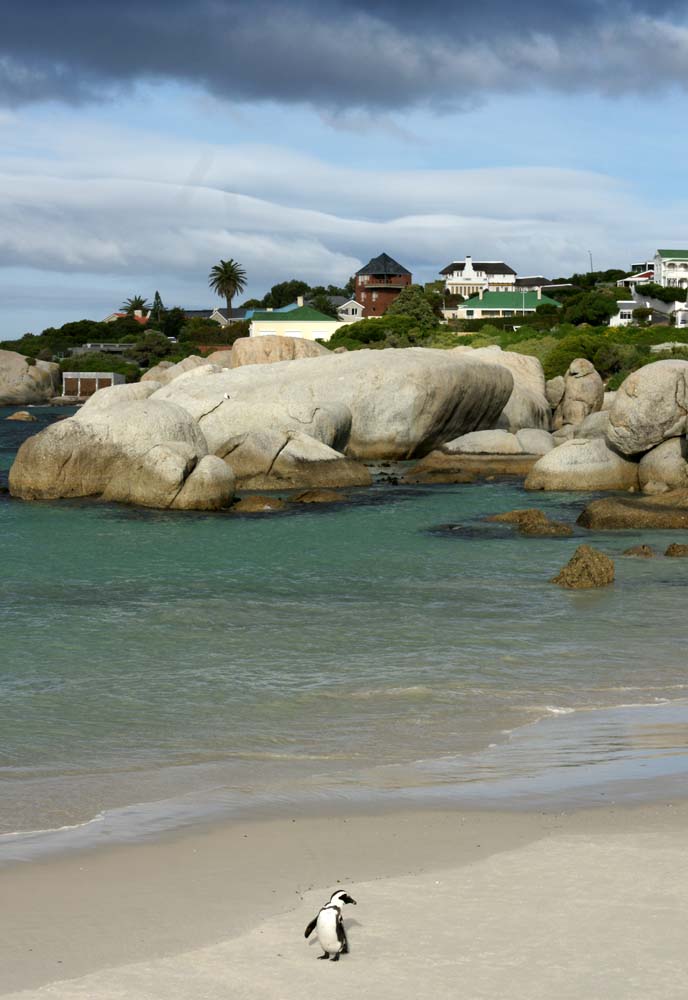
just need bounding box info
[1,405,687,853]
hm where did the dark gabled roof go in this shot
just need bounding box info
[440,261,517,276]
[216,308,247,319]
[356,252,411,277]
[515,276,551,287]
[184,309,214,318]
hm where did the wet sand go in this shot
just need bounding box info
[2,800,687,999]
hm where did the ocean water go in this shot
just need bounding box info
[1,405,688,856]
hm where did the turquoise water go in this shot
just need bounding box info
[2,406,688,852]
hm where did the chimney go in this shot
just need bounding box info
[537,286,542,300]
[479,287,484,301]
[267,307,273,312]
[297,295,304,307]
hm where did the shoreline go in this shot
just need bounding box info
[2,797,687,998]
[3,694,688,865]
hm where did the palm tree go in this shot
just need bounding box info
[208,259,247,314]
[121,295,150,315]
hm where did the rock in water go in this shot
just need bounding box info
[551,545,615,589]
[665,543,688,557]
[231,495,288,513]
[577,490,688,530]
[230,336,329,368]
[9,398,235,510]
[607,360,688,455]
[525,437,639,492]
[5,410,37,422]
[0,350,61,405]
[292,489,347,503]
[552,359,604,430]
[488,508,572,536]
[623,544,655,558]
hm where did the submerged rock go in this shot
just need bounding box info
[550,544,614,589]
[231,495,288,513]
[403,452,536,484]
[665,543,688,557]
[291,489,347,503]
[622,544,655,558]
[488,508,573,536]
[5,410,37,422]
[577,490,688,530]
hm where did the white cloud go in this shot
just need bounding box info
[0,115,685,334]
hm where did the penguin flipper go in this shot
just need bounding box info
[336,914,349,953]
[304,917,318,939]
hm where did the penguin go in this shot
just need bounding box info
[304,890,357,961]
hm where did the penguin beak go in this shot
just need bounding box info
[346,895,357,905]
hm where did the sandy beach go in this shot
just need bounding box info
[2,799,688,999]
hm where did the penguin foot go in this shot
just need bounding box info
[318,953,329,960]
[331,953,340,962]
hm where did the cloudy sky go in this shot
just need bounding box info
[2,0,688,336]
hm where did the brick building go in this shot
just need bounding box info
[354,253,412,317]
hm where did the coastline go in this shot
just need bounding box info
[3,798,688,998]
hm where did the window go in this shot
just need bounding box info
[466,309,474,317]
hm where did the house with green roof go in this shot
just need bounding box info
[654,250,688,290]
[248,296,351,342]
[455,289,562,321]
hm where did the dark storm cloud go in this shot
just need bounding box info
[2,0,688,109]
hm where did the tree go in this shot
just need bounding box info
[386,284,437,330]
[128,331,174,367]
[208,258,247,312]
[121,295,150,315]
[150,290,166,323]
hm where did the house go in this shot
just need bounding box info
[354,253,412,317]
[62,371,125,398]
[608,300,637,327]
[184,307,247,326]
[626,285,688,327]
[653,249,688,289]
[249,298,349,341]
[70,342,132,356]
[454,289,562,321]
[103,310,149,325]
[617,269,654,289]
[313,296,364,323]
[440,256,517,298]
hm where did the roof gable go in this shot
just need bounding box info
[356,252,411,277]
[440,261,517,276]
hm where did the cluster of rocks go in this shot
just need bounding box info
[623,543,688,558]
[527,359,688,494]
[9,341,516,510]
[487,508,572,537]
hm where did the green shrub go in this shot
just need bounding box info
[542,334,602,379]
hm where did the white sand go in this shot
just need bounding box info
[2,803,687,999]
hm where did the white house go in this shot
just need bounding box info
[653,249,688,289]
[440,256,517,298]
[608,300,637,326]
[454,288,562,320]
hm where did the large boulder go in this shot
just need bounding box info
[79,381,161,414]
[452,346,550,431]
[231,335,330,368]
[206,350,234,368]
[224,430,371,490]
[141,356,206,385]
[552,359,604,430]
[0,350,61,405]
[607,360,688,455]
[153,348,514,462]
[638,438,688,493]
[525,437,639,491]
[516,429,556,455]
[577,490,688,530]
[550,545,614,589]
[9,398,233,510]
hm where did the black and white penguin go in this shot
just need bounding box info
[304,890,357,961]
